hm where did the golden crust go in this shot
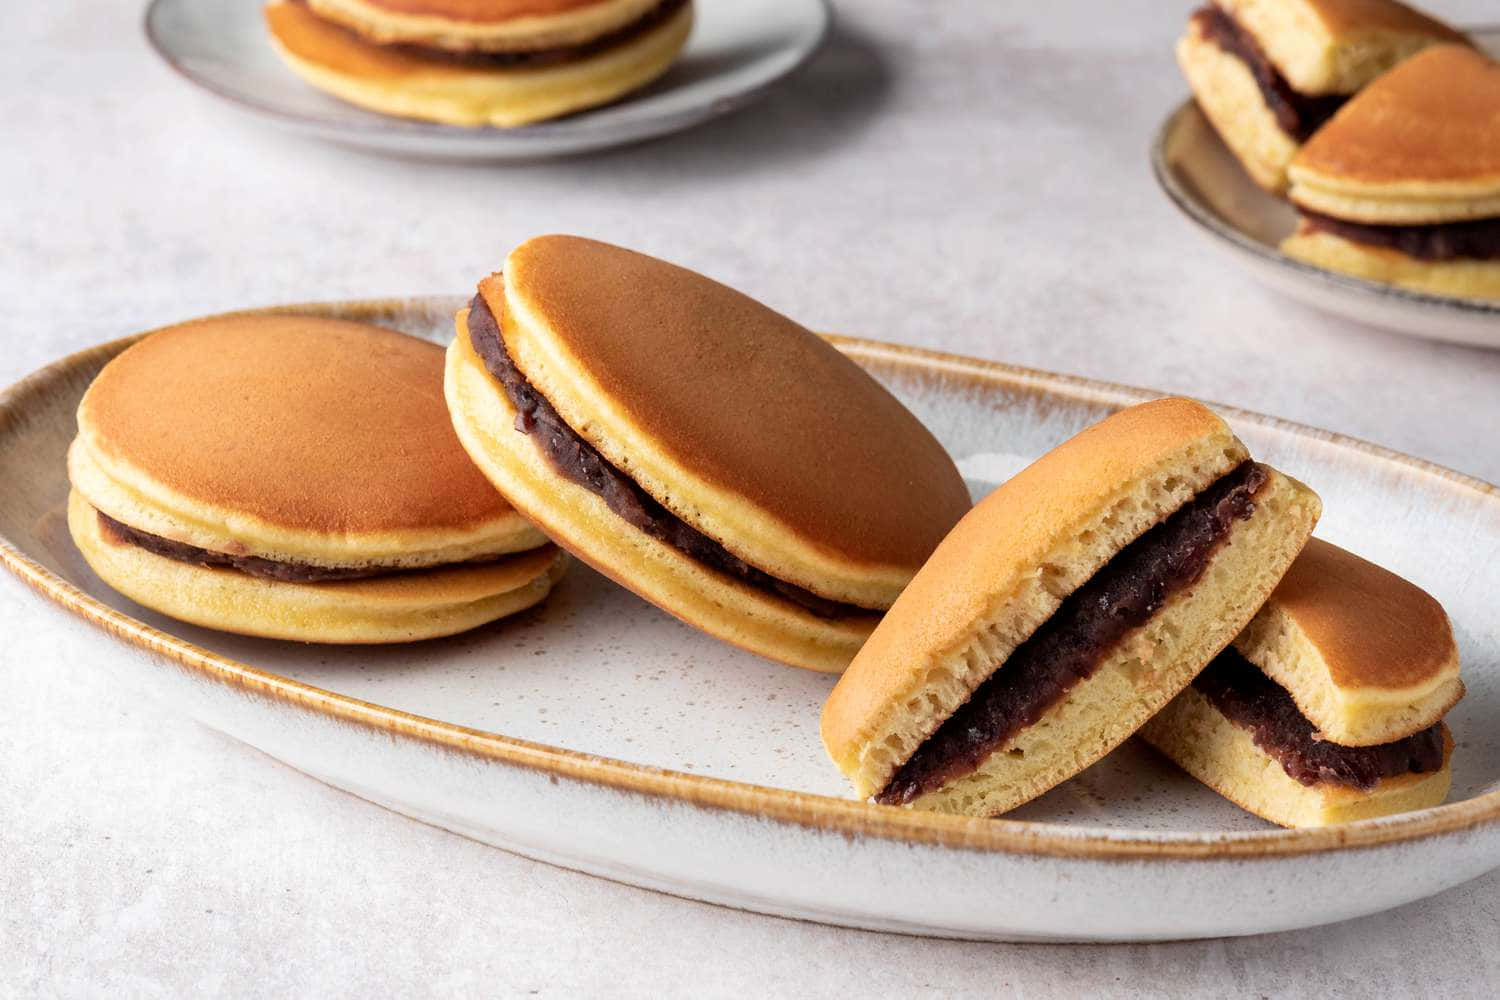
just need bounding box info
[266,0,692,127]
[1215,0,1465,95]
[445,321,877,673]
[821,398,1276,798]
[489,236,972,607]
[69,490,566,644]
[1255,538,1457,692]
[73,314,544,570]
[307,0,662,52]
[1289,46,1500,222]
[1142,685,1453,827]
[1298,0,1462,38]
[1280,225,1500,300]
[1233,537,1463,745]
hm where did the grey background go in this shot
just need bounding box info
[4,1,1498,996]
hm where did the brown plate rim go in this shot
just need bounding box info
[4,298,1497,862]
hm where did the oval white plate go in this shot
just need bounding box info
[3,298,1498,942]
[1151,28,1500,349]
[144,0,829,160]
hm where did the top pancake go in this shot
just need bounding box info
[1233,537,1461,743]
[821,398,1269,795]
[74,314,541,567]
[486,235,971,606]
[306,0,661,51]
[1216,0,1464,95]
[1289,45,1500,222]
[1296,0,1460,37]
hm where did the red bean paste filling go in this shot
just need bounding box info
[877,461,1268,805]
[1193,647,1446,790]
[299,0,691,69]
[1300,208,1500,262]
[95,510,495,583]
[467,294,877,620]
[1192,5,1346,142]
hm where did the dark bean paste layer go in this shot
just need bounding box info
[876,461,1269,805]
[339,0,691,69]
[467,294,876,620]
[1192,5,1346,142]
[96,510,486,583]
[1194,648,1446,790]
[1301,208,1500,262]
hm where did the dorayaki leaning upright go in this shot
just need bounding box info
[1143,538,1462,827]
[444,235,973,673]
[1175,0,1463,192]
[822,398,1321,817]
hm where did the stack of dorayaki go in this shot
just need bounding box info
[67,235,1464,830]
[1176,0,1500,300]
[262,0,694,127]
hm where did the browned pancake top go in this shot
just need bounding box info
[1295,45,1500,185]
[495,235,972,571]
[80,315,514,537]
[1272,538,1457,691]
[1302,0,1464,39]
[352,0,619,21]
[267,2,462,77]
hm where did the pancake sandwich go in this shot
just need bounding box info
[444,235,972,674]
[264,0,692,127]
[820,398,1322,816]
[1143,538,1460,827]
[69,314,564,643]
[1282,44,1500,300]
[1176,0,1463,193]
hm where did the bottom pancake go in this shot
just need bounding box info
[444,317,879,674]
[69,490,566,643]
[1281,226,1500,300]
[1142,683,1453,829]
[1177,24,1300,194]
[264,0,693,127]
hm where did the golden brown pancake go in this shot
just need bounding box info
[445,235,972,672]
[79,315,522,545]
[820,398,1321,816]
[266,0,692,127]
[1281,46,1500,297]
[1290,45,1500,219]
[1175,1,1464,192]
[338,0,628,17]
[1231,537,1463,744]
[69,313,562,643]
[491,237,967,582]
[1216,0,1465,95]
[308,0,661,51]
[1141,685,1452,828]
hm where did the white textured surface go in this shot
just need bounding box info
[5,0,1500,995]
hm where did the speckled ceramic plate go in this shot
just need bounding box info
[4,298,1498,942]
[144,0,829,160]
[1151,27,1500,350]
